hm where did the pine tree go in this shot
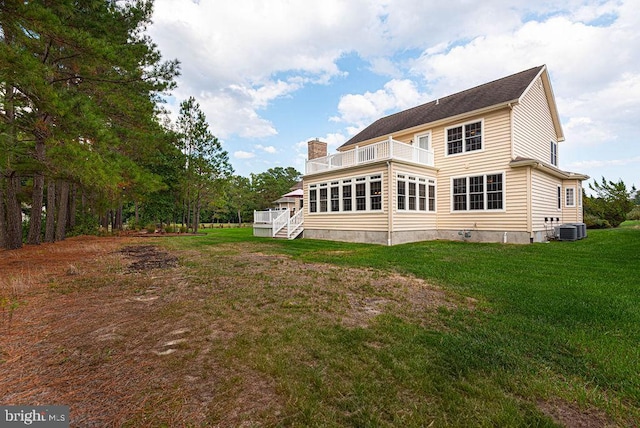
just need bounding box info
[0,1,179,248]
[176,97,232,234]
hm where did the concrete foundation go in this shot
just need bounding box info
[303,229,389,245]
[304,228,533,245]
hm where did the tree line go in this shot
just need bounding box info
[0,1,301,249]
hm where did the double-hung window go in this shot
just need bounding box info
[565,187,576,207]
[310,187,317,213]
[447,120,483,155]
[469,176,484,210]
[355,179,366,211]
[330,182,340,212]
[452,173,504,211]
[408,181,416,210]
[370,175,382,210]
[550,141,558,166]
[453,178,468,211]
[319,185,328,212]
[418,180,427,211]
[397,176,406,210]
[342,181,352,211]
[486,174,503,210]
[428,182,436,211]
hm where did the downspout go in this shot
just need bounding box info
[387,160,393,246]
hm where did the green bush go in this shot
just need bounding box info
[165,225,176,233]
[627,206,640,221]
[179,225,187,233]
[583,213,611,229]
[145,223,157,233]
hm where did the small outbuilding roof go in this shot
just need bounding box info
[282,188,304,198]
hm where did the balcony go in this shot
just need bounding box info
[305,137,435,175]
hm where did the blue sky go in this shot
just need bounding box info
[148,0,640,191]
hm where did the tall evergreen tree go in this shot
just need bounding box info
[0,0,179,248]
[176,97,232,234]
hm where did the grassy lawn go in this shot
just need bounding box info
[2,226,638,426]
[155,225,640,426]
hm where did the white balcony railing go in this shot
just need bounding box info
[306,137,434,175]
[253,209,285,224]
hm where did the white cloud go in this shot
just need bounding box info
[255,145,277,154]
[234,151,255,159]
[148,0,640,187]
[568,156,640,169]
[150,0,392,139]
[331,79,426,128]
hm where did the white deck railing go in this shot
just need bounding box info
[253,209,284,224]
[271,209,290,237]
[287,209,304,239]
[253,208,304,239]
[306,137,434,175]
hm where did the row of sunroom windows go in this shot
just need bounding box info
[309,175,382,213]
[308,173,437,213]
[308,172,506,213]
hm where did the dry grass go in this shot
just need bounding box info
[0,236,468,426]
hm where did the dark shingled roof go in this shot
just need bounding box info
[340,65,545,149]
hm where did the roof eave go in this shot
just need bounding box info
[510,158,589,181]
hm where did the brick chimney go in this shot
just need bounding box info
[307,138,327,160]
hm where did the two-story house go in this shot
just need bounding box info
[302,65,588,245]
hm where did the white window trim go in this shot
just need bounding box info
[578,185,582,207]
[396,172,436,213]
[565,186,576,208]
[308,174,384,214]
[413,131,432,151]
[444,118,485,157]
[449,171,506,213]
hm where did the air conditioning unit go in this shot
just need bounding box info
[571,223,587,239]
[557,224,578,241]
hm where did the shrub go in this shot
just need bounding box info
[145,223,157,233]
[585,177,636,228]
[165,225,176,233]
[583,213,611,229]
[179,226,187,233]
[627,206,640,221]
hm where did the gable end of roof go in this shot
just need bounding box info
[340,65,546,149]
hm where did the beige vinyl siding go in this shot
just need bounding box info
[304,163,389,231]
[513,77,558,163]
[561,179,583,223]
[390,162,437,232]
[431,109,528,231]
[531,169,562,231]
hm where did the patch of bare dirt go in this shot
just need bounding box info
[118,245,178,271]
[537,399,617,428]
